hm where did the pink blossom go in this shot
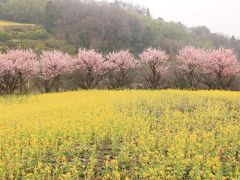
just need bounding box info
[39,50,71,80]
[139,48,169,88]
[0,49,38,78]
[203,48,240,77]
[73,49,107,74]
[139,48,169,75]
[0,49,39,93]
[106,50,137,71]
[106,50,138,88]
[177,46,206,73]
[71,49,108,89]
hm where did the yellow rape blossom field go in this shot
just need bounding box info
[0,90,239,179]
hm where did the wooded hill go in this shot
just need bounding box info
[0,0,240,56]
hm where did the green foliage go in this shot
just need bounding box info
[1,0,47,23]
[0,0,239,55]
[0,27,75,53]
[15,29,50,40]
[0,32,11,42]
[44,38,76,54]
[0,45,9,52]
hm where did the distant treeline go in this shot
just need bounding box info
[1,0,240,56]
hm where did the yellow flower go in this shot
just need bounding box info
[0,90,239,179]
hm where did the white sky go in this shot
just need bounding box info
[117,0,240,37]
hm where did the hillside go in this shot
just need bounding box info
[0,0,240,56]
[0,20,75,53]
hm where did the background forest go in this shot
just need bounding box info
[1,0,240,55]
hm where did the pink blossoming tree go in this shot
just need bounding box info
[176,46,206,89]
[202,48,240,89]
[72,49,108,89]
[106,50,138,88]
[0,49,38,94]
[139,48,169,89]
[37,50,71,93]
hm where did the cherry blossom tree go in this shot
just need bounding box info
[0,53,11,94]
[37,50,71,93]
[0,47,239,93]
[0,49,38,94]
[71,49,108,89]
[139,48,169,89]
[106,50,138,88]
[176,46,206,89]
[202,48,240,89]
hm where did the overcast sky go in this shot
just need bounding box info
[115,0,240,37]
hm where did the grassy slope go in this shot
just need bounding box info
[0,20,75,53]
[0,20,35,30]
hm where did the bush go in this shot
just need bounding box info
[0,32,11,42]
[0,45,9,53]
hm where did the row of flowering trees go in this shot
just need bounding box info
[177,47,240,89]
[0,46,239,94]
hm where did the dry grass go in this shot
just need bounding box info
[0,20,34,30]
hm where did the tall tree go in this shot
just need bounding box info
[44,0,58,30]
[139,48,169,89]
